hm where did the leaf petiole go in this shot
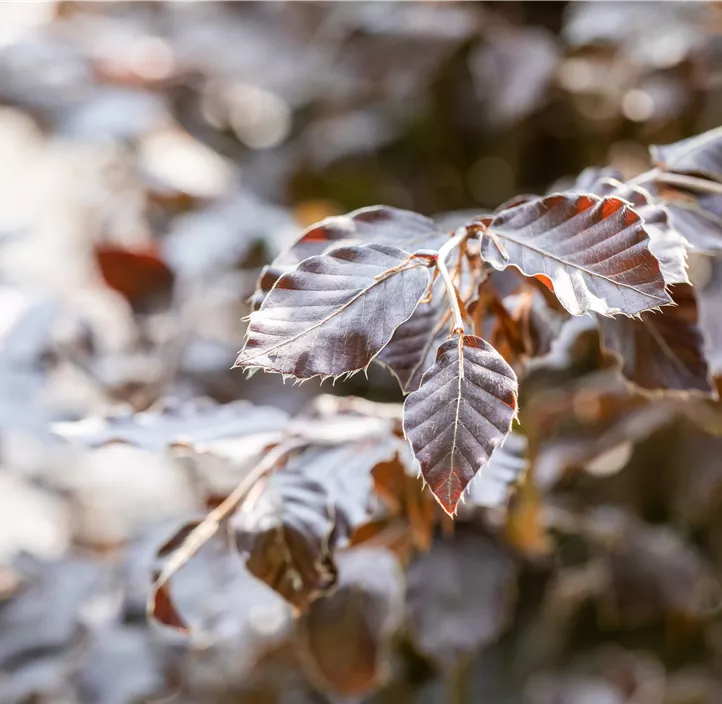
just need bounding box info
[436,228,470,334]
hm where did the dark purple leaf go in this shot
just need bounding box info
[236,243,432,379]
[405,528,517,671]
[297,547,403,696]
[377,280,450,393]
[403,334,518,516]
[600,283,714,396]
[482,194,672,316]
[253,206,446,308]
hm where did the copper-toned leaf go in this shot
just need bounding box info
[233,468,337,611]
[235,243,432,379]
[405,528,517,671]
[95,243,174,310]
[482,194,671,316]
[377,280,450,393]
[149,581,189,635]
[297,547,403,697]
[403,334,518,516]
[253,206,445,308]
[651,127,722,183]
[600,283,714,396]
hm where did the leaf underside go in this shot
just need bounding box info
[235,243,431,379]
[482,193,672,316]
[403,334,518,516]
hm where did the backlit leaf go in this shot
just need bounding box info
[403,334,518,516]
[235,243,432,379]
[481,194,671,316]
[651,127,722,183]
[253,206,445,308]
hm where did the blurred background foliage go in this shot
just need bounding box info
[2,2,722,703]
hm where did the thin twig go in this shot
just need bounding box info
[437,228,469,334]
[628,167,722,196]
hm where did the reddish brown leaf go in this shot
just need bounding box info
[482,194,671,316]
[403,334,518,516]
[148,580,189,635]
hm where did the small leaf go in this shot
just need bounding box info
[600,283,715,396]
[405,528,517,671]
[236,243,432,379]
[297,547,403,697]
[651,127,722,183]
[403,334,518,516]
[253,206,445,308]
[377,280,450,393]
[482,193,672,316]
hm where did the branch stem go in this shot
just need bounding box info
[628,167,722,196]
[437,228,469,334]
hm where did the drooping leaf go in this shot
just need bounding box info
[651,127,722,183]
[405,527,517,671]
[253,206,446,308]
[481,193,672,316]
[236,243,432,379]
[297,547,403,697]
[377,280,450,393]
[403,334,518,516]
[599,283,714,396]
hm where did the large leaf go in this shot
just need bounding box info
[651,127,722,183]
[376,280,450,393]
[599,283,714,396]
[403,334,518,516]
[405,528,517,671]
[297,547,403,697]
[253,206,446,308]
[481,193,672,316]
[235,243,432,379]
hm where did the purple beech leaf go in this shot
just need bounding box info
[651,127,722,183]
[253,206,446,308]
[692,253,722,377]
[481,193,672,316]
[405,528,517,671]
[599,283,715,396]
[377,280,450,393]
[235,243,432,380]
[403,334,518,516]
[657,187,722,254]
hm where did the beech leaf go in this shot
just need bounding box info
[253,206,445,308]
[235,243,432,379]
[403,334,518,516]
[651,127,722,183]
[482,193,672,316]
[600,283,715,396]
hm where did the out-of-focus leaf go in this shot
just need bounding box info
[691,253,722,377]
[658,187,722,253]
[253,206,446,308]
[482,194,672,316]
[53,397,288,452]
[236,243,432,379]
[297,547,403,697]
[652,127,722,183]
[599,283,714,395]
[463,431,529,511]
[403,334,518,516]
[233,467,336,611]
[377,280,450,393]
[405,528,517,671]
[95,243,175,311]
